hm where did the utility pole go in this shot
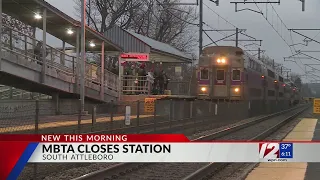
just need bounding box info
[299,0,306,11]
[199,0,203,57]
[235,28,238,47]
[87,0,91,25]
[81,0,86,113]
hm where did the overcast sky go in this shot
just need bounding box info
[43,0,320,82]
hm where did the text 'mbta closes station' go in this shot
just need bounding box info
[120,53,149,62]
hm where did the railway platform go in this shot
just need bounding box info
[0,114,154,133]
[245,115,320,180]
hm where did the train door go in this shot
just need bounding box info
[198,67,211,96]
[213,66,228,98]
[231,68,242,100]
[261,74,267,102]
[274,79,279,102]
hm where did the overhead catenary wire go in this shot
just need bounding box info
[203,2,276,65]
[202,3,255,51]
[249,0,311,80]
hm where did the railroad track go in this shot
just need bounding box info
[72,104,310,180]
[18,108,269,179]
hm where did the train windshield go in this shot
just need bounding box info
[200,69,209,80]
[216,70,225,80]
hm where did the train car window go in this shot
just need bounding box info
[267,69,275,78]
[200,69,209,80]
[279,76,284,82]
[216,69,225,80]
[232,70,241,80]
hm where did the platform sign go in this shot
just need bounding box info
[144,98,156,113]
[313,98,320,114]
[120,53,149,62]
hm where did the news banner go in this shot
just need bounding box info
[1,134,320,179]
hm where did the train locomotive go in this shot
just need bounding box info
[193,46,300,105]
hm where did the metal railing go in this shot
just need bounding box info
[121,75,153,95]
[1,24,119,96]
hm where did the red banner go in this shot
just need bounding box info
[0,134,190,142]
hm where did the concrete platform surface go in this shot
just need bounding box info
[245,118,318,180]
[304,117,320,180]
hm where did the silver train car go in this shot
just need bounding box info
[192,46,300,103]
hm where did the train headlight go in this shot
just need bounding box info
[201,87,207,92]
[234,88,239,93]
[217,58,226,64]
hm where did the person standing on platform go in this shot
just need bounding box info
[138,63,147,94]
[163,70,170,91]
[158,70,165,94]
[129,64,137,95]
[153,64,161,94]
[123,63,131,94]
[34,41,43,65]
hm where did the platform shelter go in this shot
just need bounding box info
[104,25,194,97]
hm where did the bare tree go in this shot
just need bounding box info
[290,72,302,88]
[74,0,198,52]
[1,13,33,88]
[2,13,33,36]
[1,13,34,53]
[129,0,198,52]
[74,0,141,33]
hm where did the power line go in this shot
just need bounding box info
[203,2,284,69]
[248,0,309,79]
[228,0,315,81]
[202,4,257,50]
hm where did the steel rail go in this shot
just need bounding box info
[181,105,309,180]
[72,104,309,180]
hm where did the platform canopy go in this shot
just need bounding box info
[2,0,123,52]
[104,25,193,63]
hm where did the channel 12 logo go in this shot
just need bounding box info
[259,143,293,162]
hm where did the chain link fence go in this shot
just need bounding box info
[0,98,298,135]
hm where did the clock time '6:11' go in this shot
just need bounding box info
[281,152,291,157]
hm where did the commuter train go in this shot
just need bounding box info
[193,46,300,104]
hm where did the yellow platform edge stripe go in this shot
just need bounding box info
[245,118,318,180]
[0,114,155,133]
